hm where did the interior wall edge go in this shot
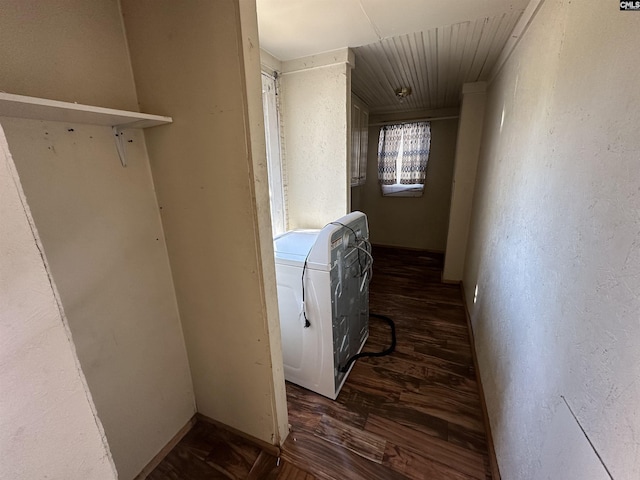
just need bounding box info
[460,281,502,480]
[442,84,487,282]
[238,0,289,445]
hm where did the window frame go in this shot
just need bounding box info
[377,121,431,197]
[261,72,286,235]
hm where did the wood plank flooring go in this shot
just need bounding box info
[146,246,492,479]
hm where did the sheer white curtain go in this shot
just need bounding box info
[400,122,430,184]
[377,124,403,185]
[377,121,431,197]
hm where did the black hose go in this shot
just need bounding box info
[340,313,396,373]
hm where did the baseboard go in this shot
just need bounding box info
[196,413,281,457]
[247,450,279,479]
[370,243,445,254]
[460,282,501,480]
[440,276,461,285]
[133,413,282,479]
[133,414,197,480]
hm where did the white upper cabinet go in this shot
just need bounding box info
[350,95,369,186]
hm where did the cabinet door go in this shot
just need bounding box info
[358,109,368,184]
[351,102,361,186]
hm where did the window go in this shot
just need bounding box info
[377,121,431,197]
[261,72,286,236]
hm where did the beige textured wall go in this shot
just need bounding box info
[357,117,458,251]
[464,1,640,478]
[280,50,352,229]
[443,84,486,281]
[239,0,290,442]
[0,0,137,111]
[5,120,195,480]
[0,125,117,480]
[0,2,195,479]
[122,0,287,445]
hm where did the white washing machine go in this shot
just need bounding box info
[274,211,370,399]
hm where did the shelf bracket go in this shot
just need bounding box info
[112,126,127,167]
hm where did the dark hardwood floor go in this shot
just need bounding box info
[147,246,492,479]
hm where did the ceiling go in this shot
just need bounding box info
[351,11,522,113]
[256,0,530,114]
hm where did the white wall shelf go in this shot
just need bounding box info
[0,92,172,166]
[0,92,172,128]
